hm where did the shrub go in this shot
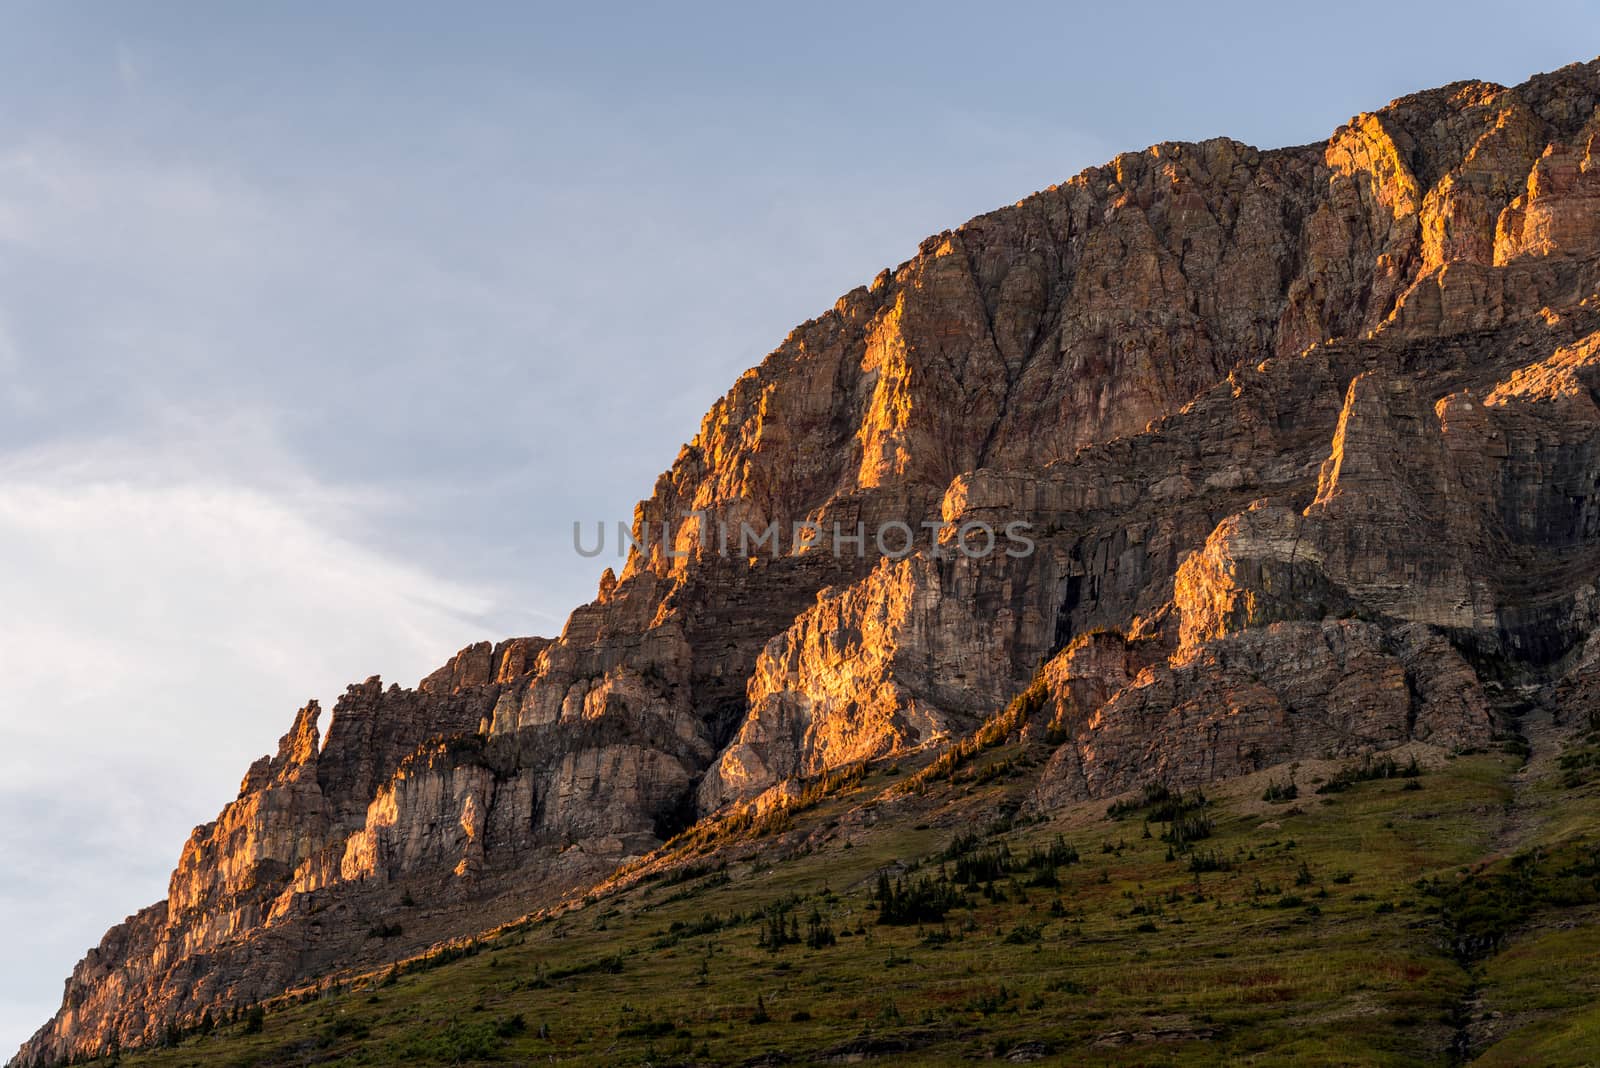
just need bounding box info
[1316,754,1420,794]
[1024,836,1081,869]
[1161,813,1214,851]
[1262,777,1298,803]
[952,846,1011,886]
[1149,789,1208,824]
[757,903,801,952]
[618,1016,674,1038]
[1188,849,1231,874]
[547,954,624,980]
[320,1016,370,1043]
[875,872,964,925]
[1107,782,1173,820]
[392,1020,495,1062]
[805,908,836,949]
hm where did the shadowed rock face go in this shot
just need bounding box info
[17,56,1600,1068]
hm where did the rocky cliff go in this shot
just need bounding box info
[17,57,1600,1067]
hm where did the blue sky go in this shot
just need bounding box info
[0,1,1592,1053]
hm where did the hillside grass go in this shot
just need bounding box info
[75,730,1600,1067]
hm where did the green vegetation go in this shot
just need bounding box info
[1313,753,1421,794]
[1262,766,1299,803]
[70,722,1600,1067]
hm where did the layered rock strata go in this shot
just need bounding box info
[18,57,1600,1067]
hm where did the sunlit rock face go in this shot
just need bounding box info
[697,553,1029,810]
[19,57,1600,1068]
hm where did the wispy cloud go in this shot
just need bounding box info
[0,434,496,1046]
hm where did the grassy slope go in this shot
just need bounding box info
[85,721,1600,1068]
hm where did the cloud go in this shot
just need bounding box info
[0,436,497,1052]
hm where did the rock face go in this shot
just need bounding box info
[17,56,1600,1068]
[698,554,1024,809]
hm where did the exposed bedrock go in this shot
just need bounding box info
[19,57,1600,1067]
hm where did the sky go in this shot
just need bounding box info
[0,0,1593,1053]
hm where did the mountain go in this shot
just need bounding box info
[15,56,1600,1068]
